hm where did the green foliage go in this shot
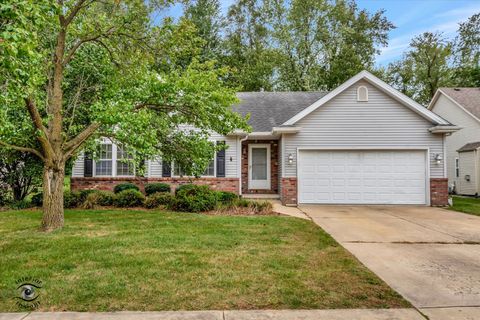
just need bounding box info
[113,183,140,194]
[31,193,43,207]
[453,13,480,87]
[219,198,273,215]
[216,191,238,203]
[9,199,31,210]
[64,191,83,209]
[144,192,174,209]
[82,191,115,209]
[170,184,217,212]
[114,189,145,208]
[144,183,171,196]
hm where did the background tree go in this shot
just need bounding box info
[453,13,480,87]
[0,149,43,202]
[266,0,394,90]
[384,32,453,105]
[223,0,277,91]
[0,0,248,231]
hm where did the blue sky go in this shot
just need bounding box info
[154,0,480,66]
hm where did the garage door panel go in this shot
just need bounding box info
[299,150,426,204]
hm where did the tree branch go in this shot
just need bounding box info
[0,141,45,161]
[63,0,90,27]
[25,97,48,135]
[63,27,115,65]
[63,122,101,158]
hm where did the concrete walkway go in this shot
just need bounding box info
[300,205,480,319]
[270,200,310,220]
[0,309,425,320]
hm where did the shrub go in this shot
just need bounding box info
[216,191,238,203]
[114,189,145,207]
[175,184,191,194]
[170,184,217,212]
[217,198,273,215]
[31,193,43,207]
[9,199,31,209]
[113,183,139,194]
[145,183,171,196]
[64,191,83,208]
[144,192,174,209]
[82,191,115,209]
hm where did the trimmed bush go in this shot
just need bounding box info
[170,184,217,212]
[9,199,31,209]
[145,183,171,196]
[64,191,83,208]
[31,193,43,207]
[113,183,139,194]
[82,191,115,209]
[114,189,145,207]
[216,191,238,203]
[144,192,174,209]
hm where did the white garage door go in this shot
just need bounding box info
[298,150,427,204]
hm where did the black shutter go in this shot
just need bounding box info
[216,141,226,177]
[84,153,93,177]
[162,161,171,177]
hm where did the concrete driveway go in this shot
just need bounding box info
[300,205,480,316]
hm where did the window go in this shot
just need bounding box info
[117,145,134,176]
[455,158,459,178]
[203,158,215,176]
[357,86,368,102]
[173,163,186,177]
[95,143,113,176]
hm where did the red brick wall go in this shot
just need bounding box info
[241,140,279,194]
[280,178,297,206]
[430,178,448,206]
[71,177,240,194]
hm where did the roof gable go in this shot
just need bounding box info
[429,88,480,123]
[282,70,449,126]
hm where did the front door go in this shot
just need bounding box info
[248,144,271,190]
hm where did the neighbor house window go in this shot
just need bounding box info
[203,158,215,176]
[173,163,186,177]
[116,145,134,176]
[95,143,113,176]
[357,86,368,102]
[455,158,459,178]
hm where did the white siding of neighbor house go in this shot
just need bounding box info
[282,80,445,178]
[72,153,85,177]
[458,151,479,195]
[430,93,480,193]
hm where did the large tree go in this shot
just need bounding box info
[266,0,394,90]
[384,32,453,105]
[453,13,480,87]
[0,0,248,231]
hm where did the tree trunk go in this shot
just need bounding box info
[41,163,65,232]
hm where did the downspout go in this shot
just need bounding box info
[238,134,249,196]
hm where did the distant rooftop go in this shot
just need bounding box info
[233,92,328,132]
[441,87,480,119]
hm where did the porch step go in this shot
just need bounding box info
[242,194,280,200]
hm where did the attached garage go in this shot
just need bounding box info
[298,150,428,204]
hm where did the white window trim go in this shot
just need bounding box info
[93,142,135,178]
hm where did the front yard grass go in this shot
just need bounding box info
[450,196,480,216]
[0,209,408,311]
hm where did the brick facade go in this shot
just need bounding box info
[71,177,240,194]
[280,178,297,206]
[430,178,448,206]
[241,140,279,194]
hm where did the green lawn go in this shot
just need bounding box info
[450,196,480,216]
[0,209,408,311]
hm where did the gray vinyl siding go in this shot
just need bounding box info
[283,80,445,178]
[430,94,480,190]
[72,153,84,177]
[457,151,479,195]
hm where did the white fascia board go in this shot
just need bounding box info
[428,125,462,134]
[272,127,301,134]
[283,70,449,126]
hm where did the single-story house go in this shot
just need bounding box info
[72,71,459,206]
[428,88,480,196]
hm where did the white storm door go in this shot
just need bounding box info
[248,144,271,190]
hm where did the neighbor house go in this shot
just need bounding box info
[429,88,480,196]
[72,71,458,206]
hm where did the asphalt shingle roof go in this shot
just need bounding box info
[458,141,480,152]
[233,92,328,132]
[441,88,480,119]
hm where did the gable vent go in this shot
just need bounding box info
[357,86,368,102]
